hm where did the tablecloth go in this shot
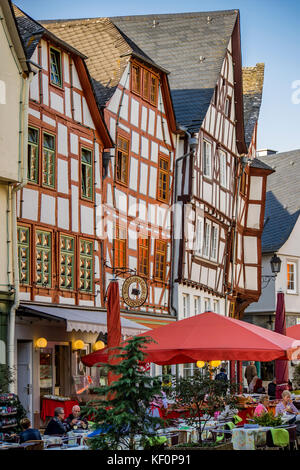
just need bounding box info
[41,398,79,421]
[232,427,268,450]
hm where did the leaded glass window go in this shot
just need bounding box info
[17,226,30,285]
[79,239,93,292]
[60,235,74,290]
[36,230,51,287]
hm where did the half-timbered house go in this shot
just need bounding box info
[42,17,178,334]
[12,6,149,426]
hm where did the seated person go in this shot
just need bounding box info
[215,368,228,382]
[19,418,42,443]
[254,395,269,417]
[267,378,276,399]
[275,390,300,435]
[65,405,88,430]
[44,407,68,436]
[148,391,168,418]
[249,376,265,394]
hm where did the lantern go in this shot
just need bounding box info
[196,361,205,368]
[209,360,221,368]
[92,340,105,352]
[72,340,85,351]
[35,337,47,349]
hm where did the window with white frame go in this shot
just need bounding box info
[183,363,194,378]
[182,294,190,318]
[219,150,227,188]
[203,140,212,178]
[213,300,220,314]
[204,297,211,312]
[195,217,203,256]
[203,221,211,257]
[287,262,297,293]
[193,296,201,316]
[210,225,219,261]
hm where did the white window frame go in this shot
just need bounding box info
[213,300,220,314]
[193,296,201,316]
[204,297,211,312]
[183,363,194,378]
[203,140,212,178]
[210,225,219,262]
[219,150,227,188]
[182,293,190,318]
[203,221,211,258]
[287,261,297,294]
[225,96,231,118]
[195,216,204,256]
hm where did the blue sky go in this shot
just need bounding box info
[15,0,300,153]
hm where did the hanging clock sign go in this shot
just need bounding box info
[122,275,148,308]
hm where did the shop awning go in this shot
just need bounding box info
[18,303,150,336]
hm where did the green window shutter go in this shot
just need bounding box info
[36,230,52,287]
[42,133,55,188]
[81,148,93,200]
[79,239,93,292]
[17,226,30,285]
[60,235,75,290]
[28,127,39,183]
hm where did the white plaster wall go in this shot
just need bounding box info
[22,188,39,221]
[57,197,69,230]
[57,123,68,156]
[50,92,64,114]
[129,158,138,191]
[42,75,49,106]
[71,185,79,232]
[40,194,56,225]
[73,91,82,122]
[80,205,94,235]
[57,159,69,194]
[130,98,139,127]
[249,176,263,201]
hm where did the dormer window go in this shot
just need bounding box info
[225,96,231,118]
[131,63,158,106]
[50,47,62,88]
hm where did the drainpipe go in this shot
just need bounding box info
[8,71,32,392]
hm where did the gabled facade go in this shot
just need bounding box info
[102,11,271,325]
[42,17,178,331]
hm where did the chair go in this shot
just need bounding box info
[21,440,44,450]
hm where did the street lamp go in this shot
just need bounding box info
[262,254,282,289]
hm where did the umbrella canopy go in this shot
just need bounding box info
[274,292,289,391]
[82,312,300,366]
[286,324,300,340]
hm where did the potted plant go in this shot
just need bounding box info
[169,366,239,450]
[251,411,282,427]
[82,336,167,450]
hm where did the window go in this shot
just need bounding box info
[182,294,190,318]
[203,140,211,178]
[213,300,220,314]
[17,226,30,285]
[195,217,203,256]
[60,235,75,290]
[42,132,55,188]
[287,262,297,293]
[114,226,126,269]
[183,363,194,378]
[81,148,93,200]
[204,298,211,312]
[36,230,51,287]
[138,237,149,277]
[225,96,231,118]
[219,150,227,188]
[193,296,200,316]
[203,222,211,258]
[210,226,219,261]
[116,136,129,185]
[131,63,158,106]
[132,64,141,94]
[157,156,169,202]
[50,47,62,88]
[28,127,39,183]
[79,239,93,292]
[154,240,167,282]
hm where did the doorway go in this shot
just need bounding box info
[17,341,33,422]
[39,342,70,398]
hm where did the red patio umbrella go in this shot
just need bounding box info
[82,312,300,367]
[274,292,289,398]
[286,324,300,340]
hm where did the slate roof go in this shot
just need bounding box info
[41,16,168,107]
[260,149,300,253]
[249,158,273,172]
[242,63,265,147]
[42,10,239,129]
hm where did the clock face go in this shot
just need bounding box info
[122,275,148,308]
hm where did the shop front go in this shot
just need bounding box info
[15,303,149,427]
